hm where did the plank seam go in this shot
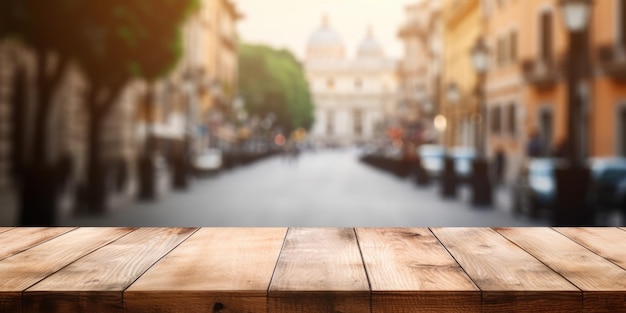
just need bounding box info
[20,227,139,312]
[352,228,373,313]
[493,228,584,311]
[0,227,77,263]
[553,227,626,273]
[122,227,201,312]
[493,228,583,292]
[120,227,201,310]
[428,227,483,310]
[266,226,290,312]
[0,227,14,235]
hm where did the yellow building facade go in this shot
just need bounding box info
[441,0,482,148]
[484,0,626,183]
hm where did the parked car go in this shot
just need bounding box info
[450,147,476,183]
[589,157,626,214]
[513,157,626,219]
[512,158,562,217]
[194,148,223,175]
[618,177,626,209]
[418,144,446,178]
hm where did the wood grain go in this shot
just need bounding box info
[0,227,75,261]
[269,228,369,313]
[556,228,626,270]
[497,227,626,313]
[0,227,133,313]
[125,228,287,313]
[432,227,580,313]
[23,228,196,313]
[0,227,13,234]
[357,228,479,312]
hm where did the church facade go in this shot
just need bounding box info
[305,16,399,147]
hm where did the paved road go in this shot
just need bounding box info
[61,149,547,227]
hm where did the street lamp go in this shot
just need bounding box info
[440,83,460,198]
[553,0,594,225]
[560,0,592,33]
[470,37,493,207]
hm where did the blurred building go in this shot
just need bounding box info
[306,16,398,147]
[0,1,243,220]
[481,0,626,183]
[0,40,143,219]
[162,0,242,152]
[482,0,525,182]
[594,0,626,158]
[440,0,482,149]
[398,0,444,144]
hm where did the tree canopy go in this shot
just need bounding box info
[238,43,314,133]
[1,0,199,222]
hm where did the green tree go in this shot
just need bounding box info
[238,43,314,133]
[1,0,197,225]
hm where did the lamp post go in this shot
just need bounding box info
[441,83,460,198]
[470,37,493,206]
[171,70,198,190]
[554,0,594,225]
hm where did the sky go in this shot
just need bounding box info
[234,0,420,61]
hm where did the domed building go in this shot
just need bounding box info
[305,16,398,146]
[306,15,346,60]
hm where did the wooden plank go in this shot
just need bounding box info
[0,227,133,313]
[497,227,626,313]
[432,228,580,313]
[23,228,196,313]
[0,227,75,261]
[556,228,626,270]
[269,228,369,313]
[357,228,480,312]
[0,227,13,234]
[125,228,286,313]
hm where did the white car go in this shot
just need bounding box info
[418,145,446,177]
[194,149,223,174]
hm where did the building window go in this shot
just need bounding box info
[507,104,517,136]
[491,106,502,135]
[497,37,505,67]
[327,78,335,90]
[539,107,554,155]
[353,109,363,135]
[509,30,518,63]
[326,111,334,135]
[619,0,626,47]
[540,11,554,64]
[617,105,626,157]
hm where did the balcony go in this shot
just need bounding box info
[521,58,560,88]
[597,44,626,80]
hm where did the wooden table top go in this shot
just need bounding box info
[1,227,625,312]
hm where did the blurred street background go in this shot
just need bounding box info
[1,0,625,227]
[56,149,541,227]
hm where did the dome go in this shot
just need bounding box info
[357,27,384,59]
[306,15,345,60]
